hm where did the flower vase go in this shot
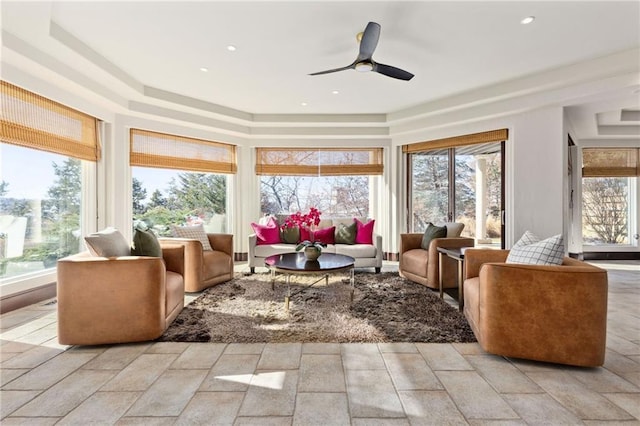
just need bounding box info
[304,246,321,261]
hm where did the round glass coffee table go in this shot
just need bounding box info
[264,252,356,310]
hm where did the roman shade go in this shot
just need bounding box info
[582,148,640,177]
[402,129,508,153]
[255,148,383,176]
[130,129,237,174]
[0,80,99,161]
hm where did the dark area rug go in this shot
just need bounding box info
[159,272,477,343]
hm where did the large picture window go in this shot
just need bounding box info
[0,81,98,281]
[1,145,86,279]
[256,148,382,217]
[130,129,236,234]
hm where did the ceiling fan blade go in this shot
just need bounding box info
[373,62,414,81]
[357,21,380,60]
[309,64,354,76]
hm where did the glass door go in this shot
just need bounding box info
[454,143,504,246]
[409,142,504,248]
[409,150,449,231]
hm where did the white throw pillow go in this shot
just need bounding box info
[506,231,564,265]
[443,222,464,238]
[171,224,213,251]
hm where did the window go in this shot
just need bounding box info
[581,148,639,248]
[0,81,98,281]
[260,175,371,217]
[130,129,236,234]
[582,177,632,245]
[256,148,382,217]
[132,168,228,235]
[1,145,86,279]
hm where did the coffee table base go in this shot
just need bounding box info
[270,268,355,311]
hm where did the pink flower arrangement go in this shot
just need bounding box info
[282,207,322,230]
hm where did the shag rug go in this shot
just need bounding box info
[159,272,476,343]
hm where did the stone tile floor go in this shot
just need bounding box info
[1,261,638,425]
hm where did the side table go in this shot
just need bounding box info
[436,247,468,311]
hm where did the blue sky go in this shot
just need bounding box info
[1,144,173,201]
[132,167,178,200]
[1,144,59,199]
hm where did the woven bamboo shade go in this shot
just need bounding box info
[402,129,508,153]
[582,148,639,177]
[255,148,383,176]
[0,80,99,161]
[130,129,237,174]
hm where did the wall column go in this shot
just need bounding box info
[475,157,490,243]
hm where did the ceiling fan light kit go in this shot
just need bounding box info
[310,21,414,81]
[355,62,374,72]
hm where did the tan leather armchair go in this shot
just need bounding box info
[399,233,474,289]
[57,244,185,346]
[463,249,608,367]
[160,233,233,292]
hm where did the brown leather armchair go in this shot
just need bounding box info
[463,249,608,367]
[399,232,474,289]
[57,244,185,346]
[160,233,234,292]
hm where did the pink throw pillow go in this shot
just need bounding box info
[300,226,336,245]
[354,218,375,244]
[251,217,281,245]
[299,226,311,242]
[313,226,335,245]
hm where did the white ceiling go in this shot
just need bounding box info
[1,1,640,141]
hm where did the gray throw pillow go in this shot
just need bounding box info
[131,226,162,257]
[335,222,357,245]
[84,227,131,257]
[420,222,447,250]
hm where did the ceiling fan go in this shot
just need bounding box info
[309,21,414,81]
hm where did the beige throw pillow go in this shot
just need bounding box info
[171,224,213,251]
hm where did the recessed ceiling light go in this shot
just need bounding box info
[199,67,209,72]
[520,16,535,25]
[301,102,308,106]
[226,45,237,52]
[332,90,339,95]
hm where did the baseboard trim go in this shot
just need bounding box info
[0,282,57,314]
[582,252,640,260]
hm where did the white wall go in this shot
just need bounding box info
[510,107,565,241]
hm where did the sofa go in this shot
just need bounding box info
[399,223,474,289]
[57,244,185,346]
[248,218,382,273]
[463,248,608,367]
[159,233,234,292]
